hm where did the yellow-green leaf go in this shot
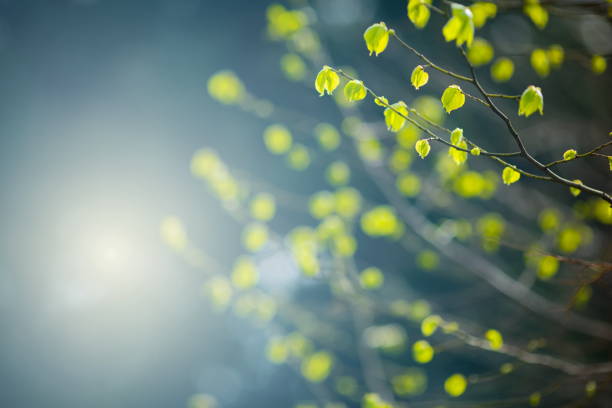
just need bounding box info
[374,96,389,106]
[449,140,468,165]
[411,65,429,90]
[470,2,497,28]
[531,48,550,77]
[490,57,514,82]
[314,123,341,151]
[518,85,544,117]
[250,193,276,221]
[364,22,390,56]
[408,0,432,29]
[421,314,442,336]
[301,351,333,383]
[547,44,564,69]
[344,79,367,102]
[444,374,468,397]
[415,139,431,159]
[441,85,465,113]
[412,340,434,363]
[384,101,409,132]
[592,55,607,74]
[529,392,541,406]
[524,1,548,29]
[537,255,559,279]
[315,65,340,96]
[442,3,475,47]
[467,37,494,66]
[471,147,481,156]
[570,179,583,196]
[264,124,293,154]
[326,161,350,186]
[360,267,384,289]
[563,149,577,160]
[450,128,463,145]
[502,166,520,185]
[485,329,503,350]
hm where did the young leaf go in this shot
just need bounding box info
[485,329,503,350]
[384,101,409,132]
[415,139,431,159]
[530,49,550,77]
[592,55,607,74]
[441,85,465,113]
[363,22,390,56]
[563,149,577,160]
[547,45,564,69]
[502,166,521,185]
[315,66,340,96]
[444,374,468,397]
[470,2,497,28]
[410,65,429,90]
[374,96,389,106]
[490,57,514,82]
[407,0,432,29]
[608,156,612,171]
[470,147,481,156]
[343,79,367,102]
[450,128,463,145]
[524,0,548,29]
[570,179,583,196]
[442,3,475,47]
[449,140,468,165]
[467,38,494,67]
[412,340,434,363]
[518,85,544,117]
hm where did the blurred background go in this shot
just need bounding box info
[0,0,610,407]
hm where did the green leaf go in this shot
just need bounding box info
[530,392,542,406]
[410,65,429,90]
[412,340,434,364]
[563,149,577,160]
[343,79,367,102]
[421,315,442,336]
[450,128,463,145]
[470,147,481,156]
[470,2,497,28]
[570,179,583,197]
[415,139,431,159]
[530,48,550,77]
[314,123,341,151]
[524,1,548,29]
[384,101,409,132]
[444,374,468,397]
[442,3,475,47]
[485,329,503,350]
[441,85,465,113]
[363,22,390,56]
[518,85,544,117]
[360,267,384,289]
[301,351,333,383]
[490,57,514,82]
[608,156,612,171]
[502,166,521,185]
[407,0,432,29]
[449,140,468,165]
[264,124,293,154]
[314,66,340,96]
[592,55,607,74]
[374,96,389,106]
[467,37,494,67]
[547,44,564,69]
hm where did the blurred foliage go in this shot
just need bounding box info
[165,0,612,407]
